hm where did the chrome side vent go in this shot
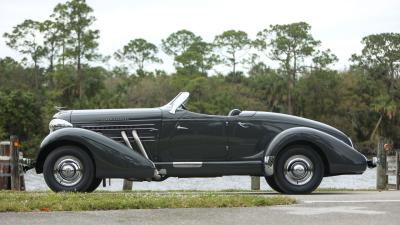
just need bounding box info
[121,129,160,180]
[120,131,133,149]
[132,130,149,159]
[120,130,150,161]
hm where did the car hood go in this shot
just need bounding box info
[53,108,162,124]
[253,112,351,146]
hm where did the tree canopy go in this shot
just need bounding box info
[115,38,162,75]
[1,0,399,156]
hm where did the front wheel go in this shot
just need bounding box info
[265,176,282,193]
[273,145,324,194]
[43,145,96,192]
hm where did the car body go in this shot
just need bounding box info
[35,92,370,194]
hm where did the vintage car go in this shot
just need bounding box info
[35,92,373,194]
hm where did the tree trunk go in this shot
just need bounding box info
[33,59,39,90]
[284,54,293,115]
[77,31,83,99]
[370,114,383,141]
[289,54,297,115]
[287,77,293,114]
[62,40,65,69]
[139,58,144,72]
[77,56,82,99]
[49,53,54,72]
[232,52,236,75]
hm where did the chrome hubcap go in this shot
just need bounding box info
[284,155,314,185]
[53,156,84,186]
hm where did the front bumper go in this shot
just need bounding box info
[20,157,36,172]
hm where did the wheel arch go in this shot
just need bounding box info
[35,140,95,174]
[264,127,367,177]
[36,128,156,179]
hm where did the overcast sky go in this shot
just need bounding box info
[0,0,399,72]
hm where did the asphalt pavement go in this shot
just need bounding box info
[1,191,400,225]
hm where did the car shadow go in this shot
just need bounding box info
[215,191,364,196]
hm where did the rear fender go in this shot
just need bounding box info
[264,127,367,176]
[36,128,156,179]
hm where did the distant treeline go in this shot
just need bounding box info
[0,0,399,156]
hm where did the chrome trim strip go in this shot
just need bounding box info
[74,119,161,124]
[132,130,149,159]
[155,161,262,166]
[264,156,275,176]
[109,136,156,139]
[81,124,156,128]
[176,125,189,130]
[172,162,203,168]
[83,127,158,131]
[120,131,133,149]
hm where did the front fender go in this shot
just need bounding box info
[36,128,156,179]
[264,127,367,176]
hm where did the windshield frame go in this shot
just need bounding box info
[162,92,190,114]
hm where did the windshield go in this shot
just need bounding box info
[163,92,190,114]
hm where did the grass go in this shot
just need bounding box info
[0,191,295,212]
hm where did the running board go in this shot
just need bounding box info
[156,161,262,167]
[154,161,263,177]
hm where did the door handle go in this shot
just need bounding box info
[238,122,250,128]
[177,125,189,130]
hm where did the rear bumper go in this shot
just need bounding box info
[367,157,377,168]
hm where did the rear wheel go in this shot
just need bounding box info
[87,178,102,192]
[43,145,96,192]
[273,145,324,194]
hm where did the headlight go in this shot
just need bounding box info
[49,119,73,132]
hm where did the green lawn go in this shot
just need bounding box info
[0,191,295,212]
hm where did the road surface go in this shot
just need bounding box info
[1,191,399,225]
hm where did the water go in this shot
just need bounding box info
[24,168,379,191]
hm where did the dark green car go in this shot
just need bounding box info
[35,92,371,194]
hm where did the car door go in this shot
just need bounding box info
[227,114,267,160]
[161,110,228,162]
